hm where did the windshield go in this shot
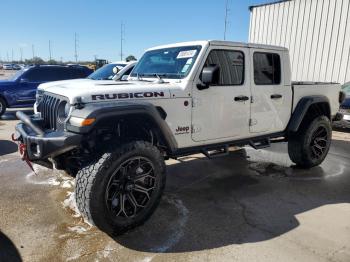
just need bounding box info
[342,83,350,95]
[88,63,126,80]
[130,45,202,79]
[8,69,25,81]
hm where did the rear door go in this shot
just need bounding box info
[249,50,292,133]
[191,46,251,142]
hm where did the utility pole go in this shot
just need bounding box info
[49,40,52,61]
[224,0,230,40]
[120,22,125,61]
[11,49,14,62]
[20,47,23,62]
[74,33,79,63]
[32,44,35,59]
[7,51,9,62]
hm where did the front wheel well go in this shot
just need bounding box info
[90,115,169,153]
[0,95,8,106]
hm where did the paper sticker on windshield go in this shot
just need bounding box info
[177,50,197,59]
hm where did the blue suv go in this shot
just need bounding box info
[0,65,92,116]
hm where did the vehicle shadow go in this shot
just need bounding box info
[0,140,18,156]
[0,231,22,262]
[114,144,350,253]
[0,109,33,121]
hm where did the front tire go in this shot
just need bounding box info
[0,97,6,117]
[288,116,332,168]
[75,141,166,235]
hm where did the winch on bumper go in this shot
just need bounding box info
[13,111,82,162]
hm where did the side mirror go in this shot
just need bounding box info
[113,66,120,74]
[197,65,220,90]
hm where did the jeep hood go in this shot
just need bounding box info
[39,79,185,103]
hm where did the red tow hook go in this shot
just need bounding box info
[11,133,35,173]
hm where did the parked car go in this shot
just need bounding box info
[12,64,21,70]
[2,64,13,70]
[0,65,93,116]
[88,61,136,80]
[14,40,343,235]
[339,82,350,122]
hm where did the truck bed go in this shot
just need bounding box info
[292,82,341,117]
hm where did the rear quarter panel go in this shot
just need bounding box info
[293,83,341,116]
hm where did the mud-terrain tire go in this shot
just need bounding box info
[0,97,6,117]
[75,141,166,235]
[288,116,332,168]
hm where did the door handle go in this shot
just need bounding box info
[271,94,282,99]
[234,95,249,102]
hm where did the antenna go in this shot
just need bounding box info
[49,40,52,61]
[32,44,35,59]
[120,22,125,61]
[74,33,79,63]
[224,0,231,40]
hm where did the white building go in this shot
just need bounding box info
[249,0,350,84]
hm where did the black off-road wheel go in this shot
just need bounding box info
[0,97,6,117]
[288,116,332,168]
[75,141,166,235]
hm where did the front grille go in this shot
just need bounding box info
[38,94,62,130]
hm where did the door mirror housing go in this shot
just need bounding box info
[197,65,220,90]
[113,66,120,74]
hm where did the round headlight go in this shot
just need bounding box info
[57,101,71,122]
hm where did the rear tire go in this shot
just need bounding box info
[0,97,6,117]
[288,116,332,168]
[75,141,166,235]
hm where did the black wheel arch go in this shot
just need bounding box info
[287,96,331,133]
[0,94,8,107]
[66,101,178,153]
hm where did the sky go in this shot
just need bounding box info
[0,0,272,62]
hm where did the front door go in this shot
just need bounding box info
[191,47,251,142]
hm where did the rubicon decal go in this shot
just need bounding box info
[92,92,165,100]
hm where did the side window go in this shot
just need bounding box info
[203,50,244,85]
[253,52,281,85]
[39,67,65,81]
[24,68,42,82]
[70,68,86,79]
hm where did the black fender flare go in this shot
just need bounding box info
[287,95,330,133]
[66,101,178,153]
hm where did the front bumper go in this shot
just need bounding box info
[14,112,82,161]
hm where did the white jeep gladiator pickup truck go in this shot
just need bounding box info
[13,40,344,235]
